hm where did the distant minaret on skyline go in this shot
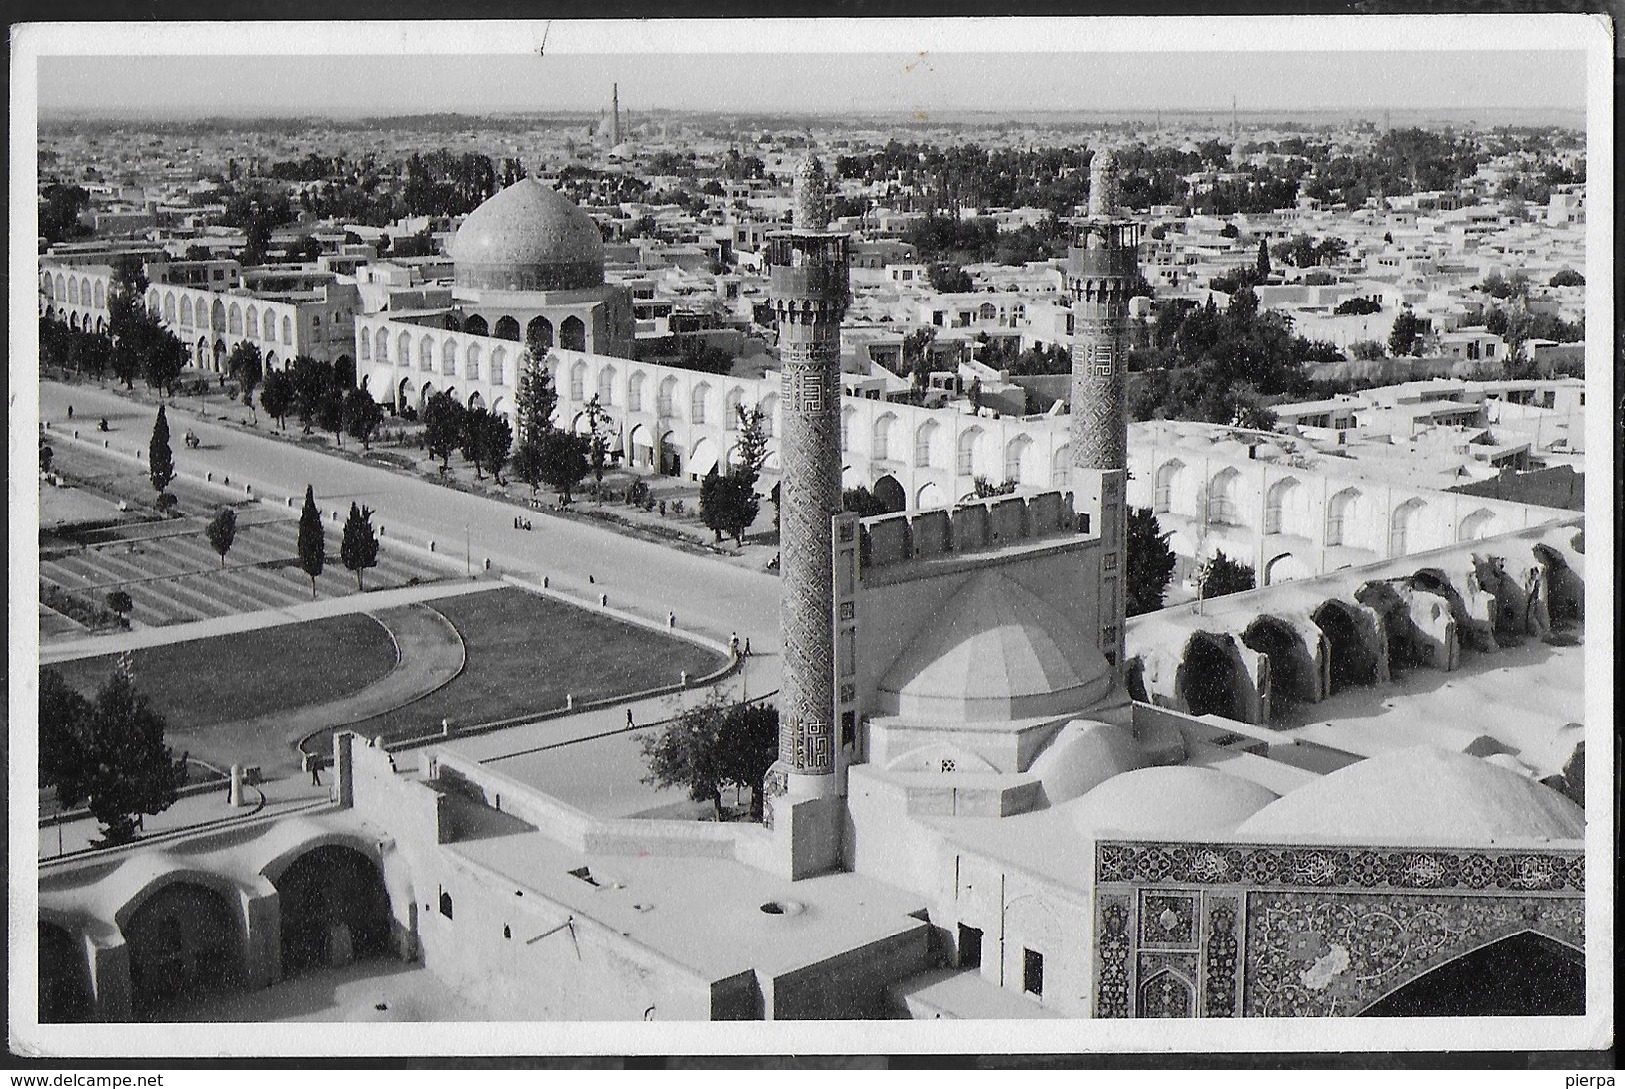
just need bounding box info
[611,83,622,146]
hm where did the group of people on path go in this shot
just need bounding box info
[512,515,533,531]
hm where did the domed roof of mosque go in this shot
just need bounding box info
[1029,720,1148,806]
[448,177,605,292]
[876,570,1117,723]
[1234,746,1584,844]
[1067,766,1278,838]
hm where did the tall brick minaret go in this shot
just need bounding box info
[763,150,849,878]
[1066,149,1140,670]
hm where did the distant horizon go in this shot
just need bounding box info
[25,24,1593,121]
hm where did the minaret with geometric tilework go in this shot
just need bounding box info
[1066,149,1140,671]
[762,151,849,878]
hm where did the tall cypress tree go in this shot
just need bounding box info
[148,404,176,497]
[297,484,326,598]
[1256,236,1271,279]
[340,501,379,590]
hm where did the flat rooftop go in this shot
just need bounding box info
[449,830,928,984]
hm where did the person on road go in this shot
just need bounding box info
[66,405,73,420]
[625,707,635,730]
[729,632,740,658]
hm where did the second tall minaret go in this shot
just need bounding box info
[1066,149,1139,669]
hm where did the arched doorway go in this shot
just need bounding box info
[1178,632,1245,720]
[271,846,393,977]
[916,481,946,509]
[1241,615,1316,721]
[463,314,489,337]
[659,432,681,476]
[560,315,586,352]
[1312,600,1379,693]
[872,475,906,513]
[628,423,654,470]
[493,316,521,341]
[123,882,240,1018]
[1262,551,1309,586]
[1533,544,1582,629]
[212,340,227,371]
[39,920,92,1023]
[526,316,554,353]
[1359,932,1583,1017]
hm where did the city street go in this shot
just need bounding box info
[40,378,783,653]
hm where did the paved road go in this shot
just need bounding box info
[40,381,782,653]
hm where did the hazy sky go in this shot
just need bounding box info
[27,21,1594,118]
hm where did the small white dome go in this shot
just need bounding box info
[1067,766,1278,838]
[1029,720,1147,805]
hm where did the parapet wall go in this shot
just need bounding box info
[861,490,1078,571]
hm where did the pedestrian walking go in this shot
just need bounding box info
[728,632,740,658]
[310,761,323,786]
[625,707,635,730]
[66,404,74,420]
[743,637,751,657]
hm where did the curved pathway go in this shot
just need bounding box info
[165,603,468,779]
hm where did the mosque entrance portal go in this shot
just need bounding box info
[273,846,393,977]
[1358,932,1583,1017]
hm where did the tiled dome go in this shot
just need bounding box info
[449,178,605,292]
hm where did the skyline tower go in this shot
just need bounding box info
[611,83,622,146]
[1066,149,1140,669]
[763,151,849,877]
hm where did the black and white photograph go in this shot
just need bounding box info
[8,14,1613,1062]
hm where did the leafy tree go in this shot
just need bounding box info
[423,391,467,467]
[927,263,974,293]
[1548,267,1584,288]
[1196,550,1255,601]
[340,502,379,590]
[636,688,778,821]
[510,442,545,497]
[105,590,133,622]
[205,507,237,567]
[227,342,264,413]
[1334,297,1382,315]
[40,440,54,475]
[968,376,983,412]
[39,668,92,789]
[46,661,188,847]
[259,369,296,430]
[289,355,335,433]
[535,428,590,505]
[297,484,326,597]
[841,485,897,517]
[342,387,384,449]
[148,405,176,498]
[512,350,559,448]
[698,471,760,546]
[581,394,615,495]
[1125,507,1178,617]
[1388,310,1426,357]
[1349,339,1387,361]
[971,476,1018,498]
[315,387,347,446]
[902,326,938,388]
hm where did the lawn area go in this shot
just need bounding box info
[46,613,399,731]
[340,587,725,743]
